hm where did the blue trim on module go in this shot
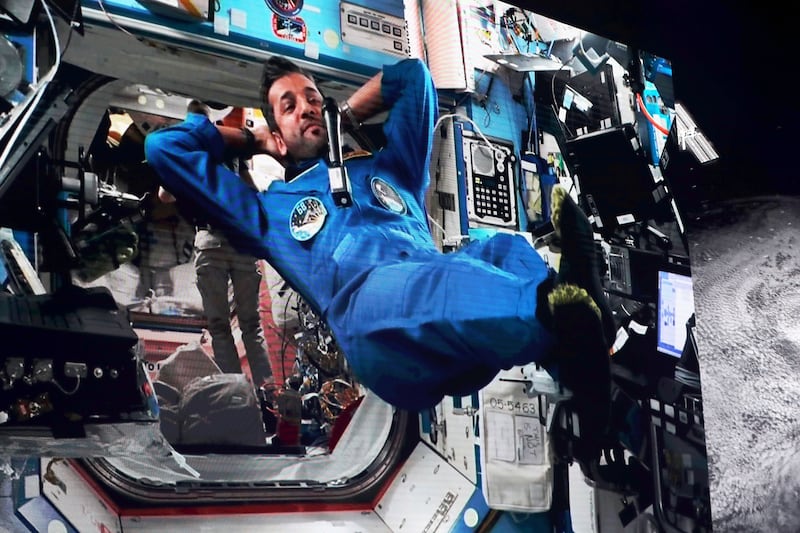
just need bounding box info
[82,0,386,80]
[452,121,470,237]
[449,487,491,533]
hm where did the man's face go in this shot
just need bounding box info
[267,72,327,162]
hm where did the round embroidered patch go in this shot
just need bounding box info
[371,177,407,214]
[289,196,327,241]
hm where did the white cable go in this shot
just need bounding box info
[97,0,139,38]
[435,112,499,153]
[42,1,62,68]
[0,2,62,168]
[429,112,499,247]
[426,214,447,239]
[426,199,469,246]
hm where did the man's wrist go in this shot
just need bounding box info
[240,127,257,157]
[339,100,362,131]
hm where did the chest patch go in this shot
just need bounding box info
[289,196,327,241]
[371,177,407,214]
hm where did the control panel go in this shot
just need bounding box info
[340,1,408,57]
[463,131,518,229]
[0,287,152,436]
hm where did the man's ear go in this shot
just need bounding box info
[273,131,288,157]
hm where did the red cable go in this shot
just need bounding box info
[636,93,671,136]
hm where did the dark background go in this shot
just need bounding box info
[515,0,793,201]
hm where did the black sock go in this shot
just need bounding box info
[550,294,612,465]
[535,269,557,332]
[551,187,616,348]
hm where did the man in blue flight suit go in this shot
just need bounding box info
[144,57,615,437]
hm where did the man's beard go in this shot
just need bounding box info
[284,140,329,179]
[288,139,327,163]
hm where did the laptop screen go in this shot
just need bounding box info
[656,270,695,357]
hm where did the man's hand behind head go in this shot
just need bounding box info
[157,186,176,203]
[253,125,285,166]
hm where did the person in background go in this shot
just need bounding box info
[157,101,273,388]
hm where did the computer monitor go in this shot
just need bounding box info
[656,270,695,358]
[565,124,664,239]
[534,63,621,139]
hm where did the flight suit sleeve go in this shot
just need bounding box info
[144,113,269,258]
[380,58,439,198]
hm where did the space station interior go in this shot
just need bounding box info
[1,1,718,532]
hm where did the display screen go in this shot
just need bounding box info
[656,270,695,357]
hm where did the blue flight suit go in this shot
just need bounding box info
[145,58,554,411]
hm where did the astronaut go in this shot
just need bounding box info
[144,57,614,425]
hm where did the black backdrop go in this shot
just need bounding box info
[513,0,794,200]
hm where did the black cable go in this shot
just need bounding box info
[548,58,577,141]
[45,0,81,58]
[524,74,537,153]
[550,59,572,119]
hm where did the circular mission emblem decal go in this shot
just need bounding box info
[371,177,407,214]
[289,196,327,241]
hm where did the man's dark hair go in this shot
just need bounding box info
[186,99,210,116]
[260,56,316,130]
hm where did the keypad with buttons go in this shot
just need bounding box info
[464,138,518,228]
[340,2,407,57]
[473,177,513,221]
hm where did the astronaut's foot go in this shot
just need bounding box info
[550,185,616,348]
[548,284,612,466]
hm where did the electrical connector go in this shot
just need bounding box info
[64,362,88,379]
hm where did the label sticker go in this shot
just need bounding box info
[272,14,307,43]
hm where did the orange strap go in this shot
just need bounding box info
[178,0,203,18]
